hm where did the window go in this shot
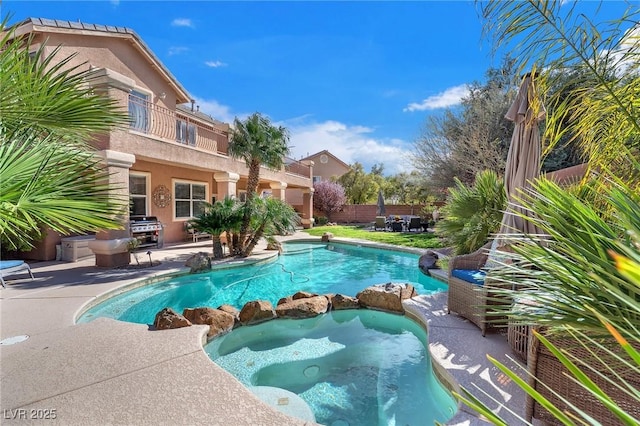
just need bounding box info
[129,90,149,132]
[174,181,207,219]
[129,174,149,216]
[313,176,322,183]
[176,120,197,146]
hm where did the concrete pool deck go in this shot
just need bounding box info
[0,233,528,425]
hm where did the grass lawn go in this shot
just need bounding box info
[301,225,444,250]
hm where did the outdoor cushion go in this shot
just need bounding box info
[0,260,25,270]
[1,260,34,288]
[451,269,486,286]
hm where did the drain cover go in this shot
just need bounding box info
[0,335,29,345]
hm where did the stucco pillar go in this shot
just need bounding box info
[300,187,315,229]
[214,172,240,200]
[269,181,288,200]
[88,150,136,267]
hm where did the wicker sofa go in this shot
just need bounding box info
[526,329,640,425]
[447,242,511,336]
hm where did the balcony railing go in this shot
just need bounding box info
[285,158,311,178]
[128,95,311,180]
[128,95,229,155]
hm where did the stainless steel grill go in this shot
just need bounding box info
[129,216,164,248]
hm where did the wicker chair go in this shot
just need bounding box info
[447,242,511,336]
[526,330,640,425]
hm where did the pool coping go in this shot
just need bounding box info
[0,233,527,425]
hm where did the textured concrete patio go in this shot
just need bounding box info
[0,233,528,425]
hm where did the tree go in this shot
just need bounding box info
[0,21,129,252]
[228,113,290,256]
[313,180,347,221]
[455,1,640,423]
[189,198,242,258]
[412,59,518,192]
[242,197,300,257]
[385,171,432,204]
[482,0,640,186]
[337,162,379,204]
[435,169,506,255]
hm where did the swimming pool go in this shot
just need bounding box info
[78,241,447,324]
[206,309,457,425]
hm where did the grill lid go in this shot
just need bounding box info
[129,215,159,223]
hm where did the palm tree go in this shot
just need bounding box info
[481,0,640,186]
[228,113,290,255]
[452,1,640,423]
[241,197,300,257]
[0,20,129,252]
[436,169,506,254]
[190,198,243,259]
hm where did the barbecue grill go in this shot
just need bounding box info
[129,216,164,248]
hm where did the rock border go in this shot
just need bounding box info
[153,282,416,340]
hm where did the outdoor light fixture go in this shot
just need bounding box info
[157,92,166,100]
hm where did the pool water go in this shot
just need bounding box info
[206,309,457,425]
[78,242,447,324]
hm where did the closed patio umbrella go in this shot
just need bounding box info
[496,73,545,247]
[376,189,386,216]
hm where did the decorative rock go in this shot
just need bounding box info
[153,308,192,330]
[356,283,416,314]
[276,295,329,318]
[418,250,440,273]
[183,307,234,338]
[185,252,211,273]
[330,294,360,310]
[239,300,276,325]
[217,304,241,327]
[292,291,318,300]
[321,232,334,242]
[277,296,293,306]
[401,284,417,300]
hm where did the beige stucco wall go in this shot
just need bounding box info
[36,32,178,108]
[17,25,315,257]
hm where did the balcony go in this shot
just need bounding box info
[128,95,229,155]
[128,95,311,180]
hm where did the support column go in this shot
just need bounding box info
[214,172,240,200]
[269,181,288,200]
[300,187,315,229]
[88,150,136,267]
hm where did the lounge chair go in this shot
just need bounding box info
[407,217,422,232]
[446,242,511,336]
[0,260,35,287]
[374,216,387,231]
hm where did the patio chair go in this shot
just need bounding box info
[407,217,421,232]
[0,260,35,288]
[446,241,512,336]
[374,216,387,231]
[526,329,640,425]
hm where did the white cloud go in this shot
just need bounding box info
[190,97,240,124]
[608,24,640,76]
[205,60,228,68]
[285,119,415,175]
[403,84,469,112]
[171,18,194,28]
[168,46,189,56]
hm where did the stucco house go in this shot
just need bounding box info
[9,18,315,265]
[301,150,350,183]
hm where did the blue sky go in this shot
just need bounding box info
[4,1,634,175]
